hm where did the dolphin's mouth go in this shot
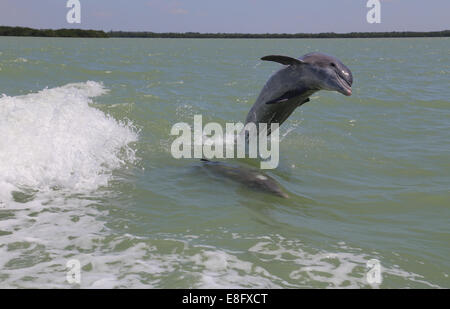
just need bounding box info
[335,71,352,96]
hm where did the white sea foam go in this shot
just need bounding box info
[0,81,138,204]
[0,81,140,288]
[0,213,440,288]
[0,81,137,286]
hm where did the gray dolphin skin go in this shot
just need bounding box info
[245,52,353,134]
[200,159,289,198]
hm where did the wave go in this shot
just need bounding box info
[0,81,138,205]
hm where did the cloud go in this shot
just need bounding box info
[170,7,188,15]
[92,10,113,18]
[147,0,189,15]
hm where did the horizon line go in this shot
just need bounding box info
[2,25,450,35]
[1,25,449,39]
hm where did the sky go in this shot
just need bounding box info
[0,0,449,33]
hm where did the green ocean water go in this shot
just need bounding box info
[0,37,449,288]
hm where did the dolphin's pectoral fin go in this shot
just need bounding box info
[265,90,307,105]
[261,55,305,66]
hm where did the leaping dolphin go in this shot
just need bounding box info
[200,52,353,198]
[245,52,353,134]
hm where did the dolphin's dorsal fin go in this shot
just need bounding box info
[261,55,304,66]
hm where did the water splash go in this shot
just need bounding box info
[0,81,138,204]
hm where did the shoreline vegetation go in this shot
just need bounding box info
[1,26,449,39]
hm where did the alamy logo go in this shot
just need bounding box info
[66,259,81,284]
[366,0,381,24]
[66,0,81,24]
[170,115,280,169]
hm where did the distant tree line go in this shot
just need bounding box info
[0,26,108,38]
[0,26,449,39]
[108,30,450,38]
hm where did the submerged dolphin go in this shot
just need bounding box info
[200,159,288,198]
[245,52,353,134]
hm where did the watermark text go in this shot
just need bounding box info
[66,0,81,24]
[170,115,280,169]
